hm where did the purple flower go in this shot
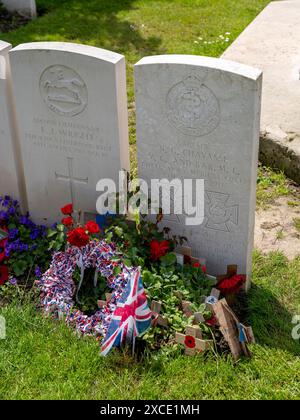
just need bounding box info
[9,278,17,285]
[35,266,42,279]
[8,228,19,240]
[30,229,40,240]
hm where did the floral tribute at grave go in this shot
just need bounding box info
[0,195,254,359]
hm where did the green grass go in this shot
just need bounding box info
[257,166,291,208]
[1,0,270,144]
[1,251,300,400]
[293,218,300,233]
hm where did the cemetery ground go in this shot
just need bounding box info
[1,0,300,400]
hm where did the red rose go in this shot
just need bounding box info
[0,238,7,263]
[184,335,196,349]
[150,239,169,261]
[85,220,100,234]
[0,265,9,285]
[67,227,89,248]
[217,274,246,295]
[62,217,74,227]
[61,203,73,215]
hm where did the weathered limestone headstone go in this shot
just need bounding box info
[0,41,26,207]
[135,55,262,282]
[10,42,130,224]
[2,0,36,18]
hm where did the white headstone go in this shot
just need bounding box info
[135,55,262,282]
[0,41,26,208]
[2,0,36,18]
[10,42,130,224]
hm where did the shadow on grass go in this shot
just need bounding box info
[3,0,163,59]
[248,284,300,356]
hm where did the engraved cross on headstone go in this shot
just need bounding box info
[55,157,88,206]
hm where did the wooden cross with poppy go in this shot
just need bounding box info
[175,326,213,356]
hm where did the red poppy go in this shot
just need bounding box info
[206,315,218,327]
[61,203,73,215]
[0,265,9,285]
[67,227,89,248]
[184,335,196,349]
[150,239,169,261]
[85,220,100,234]
[217,274,246,295]
[0,238,7,263]
[62,216,74,227]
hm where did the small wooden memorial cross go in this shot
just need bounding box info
[216,264,238,283]
[151,301,168,327]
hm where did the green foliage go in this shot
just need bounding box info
[47,223,66,252]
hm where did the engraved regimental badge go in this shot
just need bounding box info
[40,65,88,117]
[166,75,220,137]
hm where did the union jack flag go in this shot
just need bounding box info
[101,269,152,356]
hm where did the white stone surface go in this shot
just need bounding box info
[0,41,26,207]
[135,55,262,281]
[2,0,36,18]
[222,1,300,150]
[10,42,130,224]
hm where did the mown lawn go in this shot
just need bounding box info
[1,252,300,400]
[2,0,300,401]
[1,0,270,144]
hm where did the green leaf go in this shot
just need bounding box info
[123,259,132,267]
[113,266,122,276]
[47,229,57,238]
[12,260,28,276]
[160,253,177,267]
[114,226,123,237]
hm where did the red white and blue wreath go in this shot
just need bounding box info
[36,240,152,356]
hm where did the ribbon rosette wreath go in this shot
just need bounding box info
[37,239,152,356]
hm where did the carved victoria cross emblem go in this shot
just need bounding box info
[205,191,239,232]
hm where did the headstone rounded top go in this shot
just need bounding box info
[11,42,124,64]
[135,54,262,81]
[0,41,12,55]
